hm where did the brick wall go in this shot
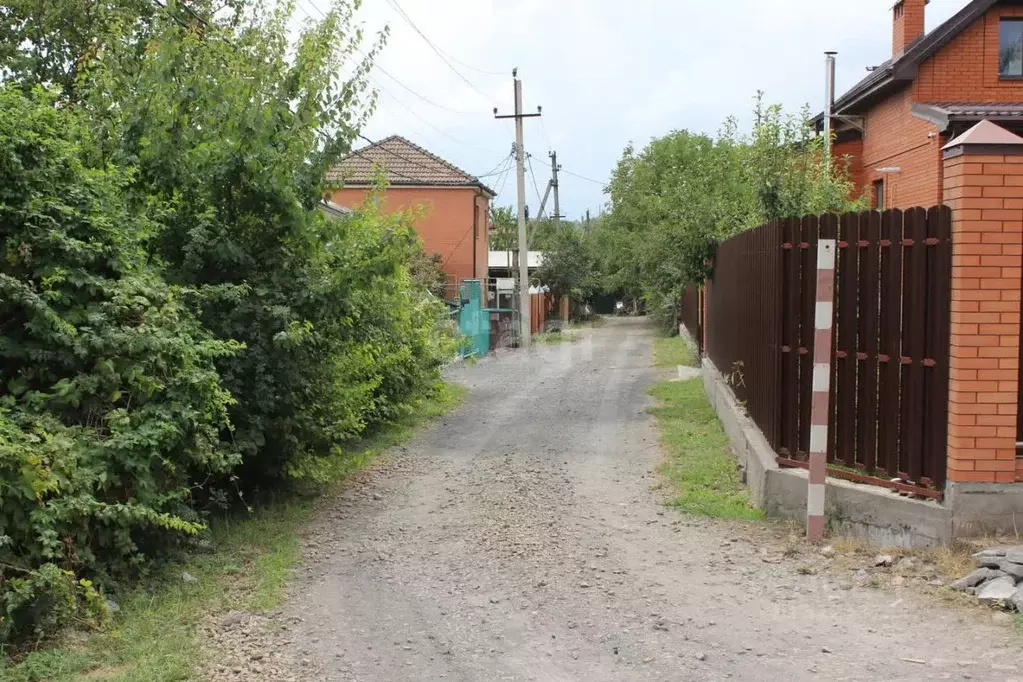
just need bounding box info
[943,146,1023,484]
[915,6,1023,104]
[860,89,943,209]
[836,6,1023,211]
[330,186,489,287]
[832,137,866,199]
[893,0,926,57]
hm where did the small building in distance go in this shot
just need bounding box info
[327,136,495,289]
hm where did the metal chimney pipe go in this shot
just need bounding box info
[824,52,837,171]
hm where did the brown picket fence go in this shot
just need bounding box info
[680,284,702,349]
[695,207,952,496]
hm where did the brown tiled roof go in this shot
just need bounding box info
[327,135,496,195]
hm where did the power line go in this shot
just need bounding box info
[369,76,495,152]
[383,0,498,105]
[300,0,327,18]
[492,156,514,197]
[526,154,545,210]
[378,1,504,78]
[539,118,553,153]
[476,152,515,179]
[371,60,484,116]
[531,154,606,186]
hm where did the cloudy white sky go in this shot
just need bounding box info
[301,0,972,219]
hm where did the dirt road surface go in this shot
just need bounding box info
[282,318,1020,681]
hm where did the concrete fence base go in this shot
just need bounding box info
[701,357,953,547]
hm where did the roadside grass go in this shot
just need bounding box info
[647,379,762,521]
[534,329,578,345]
[653,336,697,368]
[567,315,606,329]
[4,383,467,682]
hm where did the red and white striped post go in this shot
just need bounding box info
[807,238,836,542]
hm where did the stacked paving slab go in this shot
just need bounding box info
[952,547,1023,609]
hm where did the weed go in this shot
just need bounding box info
[647,379,763,521]
[923,541,977,580]
[724,361,746,390]
[567,316,606,329]
[535,330,578,346]
[782,537,802,558]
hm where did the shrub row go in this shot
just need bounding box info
[0,6,452,642]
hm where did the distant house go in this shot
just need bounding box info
[326,136,495,288]
[818,0,1023,209]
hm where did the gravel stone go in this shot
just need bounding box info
[193,320,1023,681]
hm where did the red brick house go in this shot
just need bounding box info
[822,0,1023,209]
[327,136,495,287]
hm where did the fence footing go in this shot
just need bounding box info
[701,356,953,548]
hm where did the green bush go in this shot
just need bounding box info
[79,6,450,485]
[0,0,455,648]
[0,86,239,641]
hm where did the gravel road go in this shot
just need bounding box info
[275,318,1020,681]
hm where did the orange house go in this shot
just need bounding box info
[327,136,494,288]
[821,0,1023,209]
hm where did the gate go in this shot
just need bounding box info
[458,279,490,358]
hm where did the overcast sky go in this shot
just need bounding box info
[302,0,972,219]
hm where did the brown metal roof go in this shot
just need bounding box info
[931,103,1023,118]
[911,102,1023,130]
[327,135,496,196]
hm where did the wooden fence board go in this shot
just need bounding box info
[857,211,882,474]
[835,212,859,466]
[704,207,951,496]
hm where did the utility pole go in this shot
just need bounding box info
[550,150,561,232]
[824,52,837,173]
[495,69,541,348]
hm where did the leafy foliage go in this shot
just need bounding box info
[535,227,599,302]
[0,85,238,642]
[488,206,517,251]
[488,205,561,252]
[0,0,454,645]
[569,95,864,332]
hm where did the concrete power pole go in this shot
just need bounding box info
[550,150,561,232]
[495,69,541,348]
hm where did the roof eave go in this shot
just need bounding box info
[822,0,999,120]
[834,72,904,116]
[335,179,497,197]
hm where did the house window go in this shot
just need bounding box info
[873,179,885,210]
[1000,19,1023,78]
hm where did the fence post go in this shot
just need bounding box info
[942,122,1023,494]
[807,238,836,542]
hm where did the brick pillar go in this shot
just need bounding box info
[942,121,1023,486]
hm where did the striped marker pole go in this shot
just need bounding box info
[807,239,836,543]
